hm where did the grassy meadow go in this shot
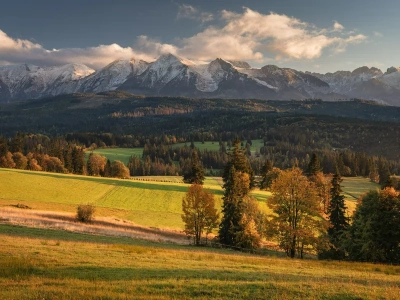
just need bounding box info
[86,140,266,165]
[1,224,400,299]
[341,177,380,213]
[0,169,272,229]
[86,148,143,165]
[173,139,265,153]
[0,168,389,299]
[0,168,378,229]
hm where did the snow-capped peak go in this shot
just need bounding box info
[79,58,150,93]
[227,60,251,69]
[155,53,195,67]
[43,64,95,82]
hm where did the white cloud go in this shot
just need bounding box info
[373,31,383,37]
[333,21,345,32]
[333,34,367,54]
[134,35,178,57]
[176,8,367,62]
[0,8,368,69]
[0,30,154,69]
[177,4,214,23]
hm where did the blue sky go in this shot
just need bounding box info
[0,0,399,72]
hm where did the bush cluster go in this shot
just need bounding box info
[76,204,95,223]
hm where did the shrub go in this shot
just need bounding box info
[76,204,95,223]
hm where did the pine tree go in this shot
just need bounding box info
[381,171,396,190]
[0,136,9,158]
[259,159,273,190]
[86,153,93,176]
[222,137,254,189]
[219,138,260,248]
[104,159,111,177]
[71,146,85,174]
[307,153,321,177]
[320,171,349,259]
[183,151,205,184]
[219,165,248,246]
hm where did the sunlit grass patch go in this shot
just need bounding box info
[1,225,400,299]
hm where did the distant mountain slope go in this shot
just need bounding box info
[1,54,400,105]
[0,63,94,101]
[79,59,149,93]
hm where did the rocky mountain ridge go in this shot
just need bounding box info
[1,53,400,106]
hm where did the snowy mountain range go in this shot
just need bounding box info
[1,53,400,106]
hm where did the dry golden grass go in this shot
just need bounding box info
[1,224,400,299]
[0,207,187,244]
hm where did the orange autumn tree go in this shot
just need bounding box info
[182,184,219,245]
[269,168,328,258]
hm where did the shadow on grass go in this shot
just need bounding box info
[0,224,175,248]
[0,224,285,257]
[5,263,395,298]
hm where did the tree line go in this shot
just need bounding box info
[181,139,400,263]
[0,133,130,178]
[1,133,399,187]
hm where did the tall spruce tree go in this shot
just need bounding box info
[307,153,321,177]
[222,137,254,188]
[183,151,205,185]
[259,159,273,190]
[320,171,349,259]
[104,159,111,177]
[219,165,249,246]
[219,138,258,248]
[381,171,396,190]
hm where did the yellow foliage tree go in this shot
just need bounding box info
[182,184,219,245]
[269,168,328,258]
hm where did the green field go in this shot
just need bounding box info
[1,224,399,299]
[0,169,272,229]
[341,177,380,200]
[87,140,266,165]
[86,148,143,165]
[173,139,265,154]
[0,169,390,299]
[0,169,378,229]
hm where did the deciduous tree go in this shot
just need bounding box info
[269,168,328,258]
[87,153,107,176]
[111,160,130,178]
[181,184,219,245]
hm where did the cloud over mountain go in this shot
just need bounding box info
[0,8,367,69]
[176,8,366,61]
[0,30,154,69]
